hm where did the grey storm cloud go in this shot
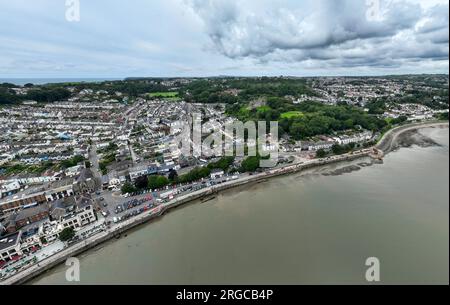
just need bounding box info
[186,0,449,68]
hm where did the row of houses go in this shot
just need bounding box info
[19,153,75,165]
[281,131,374,152]
[0,168,100,215]
[0,175,60,188]
[0,183,75,215]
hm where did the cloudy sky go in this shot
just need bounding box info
[0,0,448,78]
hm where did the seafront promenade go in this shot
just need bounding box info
[1,121,448,285]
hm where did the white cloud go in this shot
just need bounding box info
[186,0,449,71]
[0,0,447,77]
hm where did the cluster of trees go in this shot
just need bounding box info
[207,157,234,171]
[176,167,211,184]
[148,175,170,190]
[0,85,72,105]
[99,153,116,175]
[175,157,235,184]
[316,149,328,158]
[61,155,85,169]
[1,163,28,176]
[180,80,238,104]
[0,79,179,105]
[435,112,449,121]
[101,81,170,97]
[227,99,387,140]
[121,157,237,195]
[26,87,71,103]
[281,102,387,140]
[121,182,138,194]
[317,141,375,158]
[399,89,449,110]
[1,162,56,176]
[53,80,172,97]
[97,142,118,154]
[0,86,20,104]
[181,78,314,104]
[224,77,314,99]
[239,154,271,173]
[126,174,174,194]
[240,156,261,172]
[331,143,356,155]
[366,99,387,115]
[390,116,408,125]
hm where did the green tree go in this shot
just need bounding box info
[332,144,353,155]
[240,156,261,172]
[148,175,170,190]
[168,169,178,181]
[207,157,235,171]
[316,149,327,158]
[134,175,149,190]
[121,182,137,194]
[59,228,75,242]
[176,167,211,184]
[61,155,85,169]
[332,144,345,155]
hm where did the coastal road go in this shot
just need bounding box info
[88,144,102,178]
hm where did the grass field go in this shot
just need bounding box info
[148,92,179,98]
[281,111,304,119]
[256,105,271,112]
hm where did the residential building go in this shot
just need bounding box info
[0,231,22,264]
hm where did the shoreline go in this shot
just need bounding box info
[1,120,448,285]
[375,121,449,154]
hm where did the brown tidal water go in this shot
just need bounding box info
[31,127,449,285]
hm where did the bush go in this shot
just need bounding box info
[59,228,75,242]
[148,175,170,190]
[332,144,353,155]
[121,182,137,194]
[207,157,235,172]
[316,149,327,158]
[176,167,211,184]
[240,156,261,172]
[61,155,85,169]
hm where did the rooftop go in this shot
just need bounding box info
[0,231,21,252]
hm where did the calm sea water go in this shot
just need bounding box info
[0,78,122,86]
[31,127,449,285]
